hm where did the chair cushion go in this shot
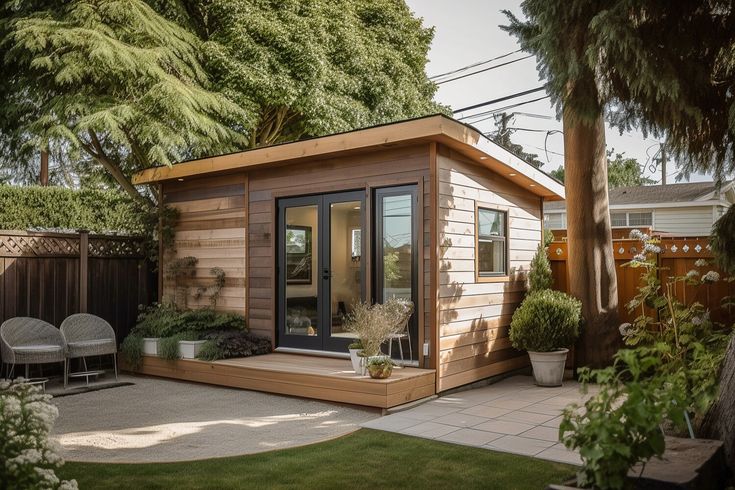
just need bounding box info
[68,339,114,348]
[14,345,63,353]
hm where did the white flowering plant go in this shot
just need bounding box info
[622,230,732,413]
[0,380,77,489]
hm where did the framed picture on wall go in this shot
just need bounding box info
[286,225,312,284]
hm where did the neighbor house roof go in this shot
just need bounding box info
[544,181,733,211]
[132,114,565,201]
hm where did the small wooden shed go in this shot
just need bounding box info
[133,114,564,400]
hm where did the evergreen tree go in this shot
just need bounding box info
[504,4,621,368]
[527,243,552,293]
[488,113,544,168]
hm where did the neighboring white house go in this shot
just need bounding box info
[544,181,734,237]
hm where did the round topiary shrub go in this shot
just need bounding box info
[510,289,582,352]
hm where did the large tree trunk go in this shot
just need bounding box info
[699,336,735,470]
[563,107,621,368]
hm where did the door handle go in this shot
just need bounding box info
[322,269,332,280]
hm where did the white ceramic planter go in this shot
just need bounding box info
[528,348,569,387]
[179,340,207,359]
[348,348,362,374]
[142,338,160,356]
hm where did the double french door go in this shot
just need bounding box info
[277,186,418,356]
[277,191,366,352]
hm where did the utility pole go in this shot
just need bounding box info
[660,143,667,185]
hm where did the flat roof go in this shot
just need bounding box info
[132,114,565,201]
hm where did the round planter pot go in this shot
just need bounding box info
[528,348,569,387]
[366,355,393,379]
[348,348,362,374]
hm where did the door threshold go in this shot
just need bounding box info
[275,347,350,359]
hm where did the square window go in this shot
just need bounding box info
[611,212,628,227]
[628,212,652,226]
[477,208,507,276]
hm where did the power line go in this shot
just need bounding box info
[429,49,522,80]
[453,86,548,114]
[459,95,551,124]
[435,55,534,85]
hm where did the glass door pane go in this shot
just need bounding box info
[279,198,321,349]
[328,200,363,340]
[375,186,418,361]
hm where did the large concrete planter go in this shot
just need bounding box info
[528,348,568,387]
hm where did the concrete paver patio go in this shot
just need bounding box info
[362,375,595,465]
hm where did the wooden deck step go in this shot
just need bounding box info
[128,353,436,409]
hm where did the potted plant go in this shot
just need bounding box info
[509,289,581,386]
[366,356,394,379]
[344,298,412,378]
[347,339,363,374]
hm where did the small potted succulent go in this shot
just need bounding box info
[366,356,394,379]
[347,339,364,374]
[509,289,582,386]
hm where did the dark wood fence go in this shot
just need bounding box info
[548,237,734,324]
[0,230,156,348]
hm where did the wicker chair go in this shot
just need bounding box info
[0,317,67,379]
[60,313,118,387]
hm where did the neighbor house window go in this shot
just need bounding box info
[543,212,566,230]
[610,211,653,227]
[477,207,507,276]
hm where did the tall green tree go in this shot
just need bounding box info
[0,0,249,205]
[1,0,442,203]
[504,5,621,368]
[549,151,654,189]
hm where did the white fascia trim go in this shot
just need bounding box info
[610,200,729,210]
[471,135,566,200]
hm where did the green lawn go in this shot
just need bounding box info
[58,429,574,490]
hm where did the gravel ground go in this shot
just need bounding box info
[51,375,379,463]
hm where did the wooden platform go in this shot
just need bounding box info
[129,353,436,409]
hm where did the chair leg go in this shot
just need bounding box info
[9,363,15,379]
[113,353,118,381]
[25,364,29,379]
[398,336,404,361]
[82,356,88,372]
[64,359,68,388]
[408,334,413,362]
[388,338,392,358]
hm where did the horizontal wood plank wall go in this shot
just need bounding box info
[247,144,431,344]
[437,147,541,391]
[163,174,247,315]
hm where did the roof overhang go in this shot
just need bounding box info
[132,114,565,201]
[544,199,730,212]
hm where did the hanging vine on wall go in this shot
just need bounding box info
[194,267,226,308]
[164,255,198,308]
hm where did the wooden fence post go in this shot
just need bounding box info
[79,230,88,313]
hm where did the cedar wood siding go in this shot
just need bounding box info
[161,174,247,313]
[436,146,541,391]
[247,144,433,357]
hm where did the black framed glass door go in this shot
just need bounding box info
[277,191,365,352]
[374,185,418,361]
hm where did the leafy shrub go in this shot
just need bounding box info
[509,289,581,352]
[158,335,182,360]
[196,331,271,361]
[527,243,552,293]
[0,185,145,234]
[561,348,688,490]
[120,335,144,369]
[133,303,246,338]
[0,380,78,489]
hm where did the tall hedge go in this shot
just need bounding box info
[0,185,146,234]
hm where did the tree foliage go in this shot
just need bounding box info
[487,113,544,168]
[0,0,442,203]
[549,150,653,189]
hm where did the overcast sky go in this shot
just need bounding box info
[404,0,711,183]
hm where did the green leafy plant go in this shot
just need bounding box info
[347,339,363,350]
[561,348,689,490]
[509,289,582,352]
[527,242,552,293]
[194,267,227,308]
[120,334,144,370]
[0,380,78,489]
[366,355,394,379]
[196,331,271,361]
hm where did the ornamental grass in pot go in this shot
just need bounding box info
[509,289,582,387]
